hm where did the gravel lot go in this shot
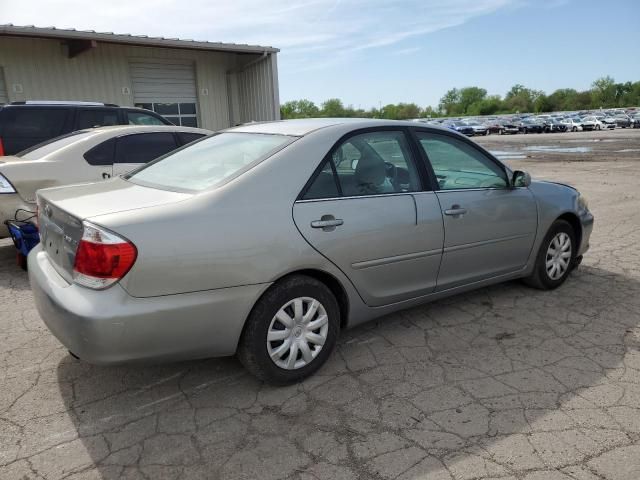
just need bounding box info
[2,128,640,480]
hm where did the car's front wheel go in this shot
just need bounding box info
[524,219,576,290]
[238,275,340,384]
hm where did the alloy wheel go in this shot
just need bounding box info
[267,297,329,370]
[545,232,572,280]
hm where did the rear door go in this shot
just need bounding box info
[414,130,537,291]
[74,108,120,129]
[293,129,444,307]
[112,132,179,176]
[0,107,70,154]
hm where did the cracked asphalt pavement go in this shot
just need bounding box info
[2,129,640,480]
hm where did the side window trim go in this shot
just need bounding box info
[411,128,510,191]
[297,127,429,201]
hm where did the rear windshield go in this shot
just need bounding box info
[16,131,93,159]
[127,132,295,192]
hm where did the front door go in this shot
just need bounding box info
[414,130,538,291]
[293,129,444,307]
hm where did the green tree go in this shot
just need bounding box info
[320,98,345,117]
[438,88,462,115]
[459,87,487,114]
[279,99,319,119]
[591,76,616,108]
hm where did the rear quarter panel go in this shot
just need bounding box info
[93,128,364,299]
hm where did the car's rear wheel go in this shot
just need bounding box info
[596,124,601,130]
[524,219,576,290]
[238,275,340,384]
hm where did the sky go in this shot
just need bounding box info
[1,0,639,109]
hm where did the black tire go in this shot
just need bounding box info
[484,130,489,136]
[523,128,528,134]
[523,219,576,290]
[499,129,504,135]
[572,127,577,132]
[596,124,601,131]
[237,275,340,385]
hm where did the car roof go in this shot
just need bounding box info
[80,125,212,136]
[226,118,443,137]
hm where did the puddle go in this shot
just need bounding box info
[566,139,616,143]
[523,146,592,153]
[489,150,527,160]
[616,149,640,153]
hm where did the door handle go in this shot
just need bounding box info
[311,219,344,228]
[444,205,467,216]
[102,172,111,179]
[311,215,344,231]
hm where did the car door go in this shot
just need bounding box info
[414,130,537,291]
[112,132,179,176]
[293,129,444,307]
[74,108,120,129]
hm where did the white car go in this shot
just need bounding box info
[561,119,583,132]
[581,116,614,131]
[0,125,210,237]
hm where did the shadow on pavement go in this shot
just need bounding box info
[54,264,640,479]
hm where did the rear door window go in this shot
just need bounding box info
[115,133,178,165]
[84,138,116,166]
[1,108,68,137]
[177,132,207,145]
[75,109,120,129]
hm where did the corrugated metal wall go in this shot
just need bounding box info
[0,67,7,104]
[236,54,280,123]
[0,37,280,130]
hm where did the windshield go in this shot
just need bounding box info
[127,132,295,192]
[16,130,92,159]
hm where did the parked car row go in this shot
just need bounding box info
[414,106,640,135]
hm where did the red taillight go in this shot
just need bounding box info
[73,222,137,289]
[0,138,5,157]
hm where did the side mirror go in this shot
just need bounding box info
[512,170,531,188]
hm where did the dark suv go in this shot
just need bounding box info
[0,101,172,155]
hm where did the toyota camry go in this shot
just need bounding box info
[29,119,594,384]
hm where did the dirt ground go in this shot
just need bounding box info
[1,128,640,480]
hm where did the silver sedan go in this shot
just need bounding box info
[29,119,594,384]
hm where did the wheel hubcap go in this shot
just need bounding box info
[546,232,572,280]
[267,297,329,370]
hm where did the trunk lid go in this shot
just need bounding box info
[37,178,191,281]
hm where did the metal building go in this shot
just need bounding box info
[0,24,280,130]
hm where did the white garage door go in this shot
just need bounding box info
[130,61,198,127]
[0,67,8,104]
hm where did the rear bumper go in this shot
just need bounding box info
[28,245,270,364]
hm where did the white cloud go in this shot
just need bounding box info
[1,0,516,70]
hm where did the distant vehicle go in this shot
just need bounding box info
[462,120,489,136]
[613,114,632,128]
[443,121,474,136]
[633,114,640,129]
[0,101,172,155]
[561,118,583,132]
[0,125,210,238]
[518,119,545,134]
[543,119,568,133]
[581,116,614,131]
[495,120,520,135]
